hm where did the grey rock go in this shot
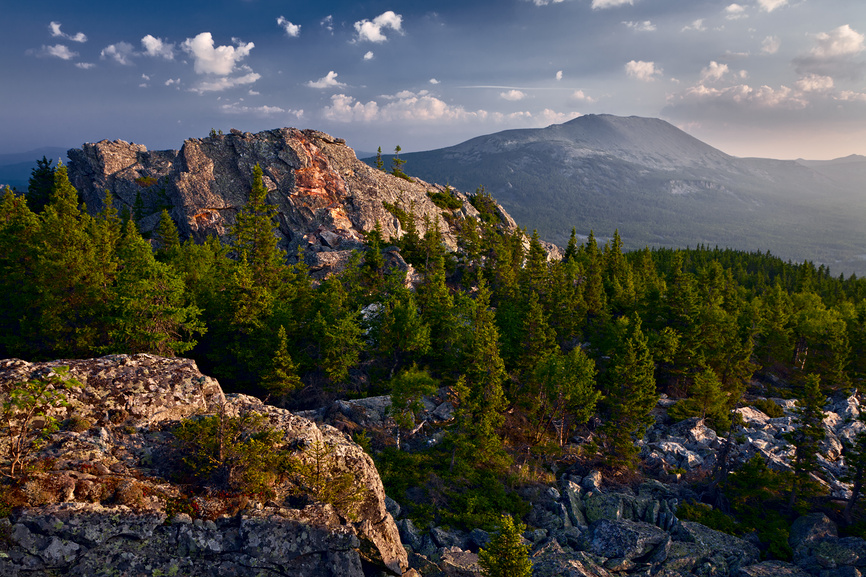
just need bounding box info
[398,518,423,551]
[465,528,490,552]
[430,526,467,550]
[384,496,402,520]
[734,560,812,576]
[789,513,838,550]
[582,470,603,493]
[439,547,481,577]
[561,480,588,527]
[584,519,668,560]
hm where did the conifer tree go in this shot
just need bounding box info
[263,325,303,398]
[26,156,55,213]
[154,209,181,262]
[602,314,657,466]
[478,514,532,577]
[311,277,364,386]
[0,188,41,356]
[231,164,285,290]
[785,373,826,509]
[563,227,579,263]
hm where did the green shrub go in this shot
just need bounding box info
[478,514,533,577]
[677,501,741,535]
[428,188,463,210]
[752,398,784,418]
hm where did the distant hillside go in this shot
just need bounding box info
[0,147,69,190]
[371,115,866,276]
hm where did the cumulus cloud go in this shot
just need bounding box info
[75,62,95,69]
[568,89,596,104]
[323,94,380,122]
[277,16,301,37]
[796,74,834,92]
[165,78,180,86]
[141,35,175,59]
[182,32,254,75]
[354,11,403,43]
[364,51,374,60]
[49,21,87,43]
[189,71,261,93]
[724,4,747,20]
[676,83,807,109]
[682,19,706,32]
[306,71,347,89]
[625,60,661,81]
[41,44,78,60]
[592,0,633,8]
[757,0,787,12]
[624,21,656,32]
[556,70,563,80]
[700,61,729,83]
[324,91,486,123]
[762,36,781,55]
[101,42,135,65]
[794,25,865,79]
[501,89,527,101]
[429,78,440,84]
[538,109,582,124]
[321,15,334,33]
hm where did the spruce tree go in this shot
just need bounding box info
[26,156,55,213]
[231,164,285,290]
[478,514,532,577]
[785,373,826,510]
[263,325,303,398]
[154,209,181,262]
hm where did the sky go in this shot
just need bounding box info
[2,0,865,160]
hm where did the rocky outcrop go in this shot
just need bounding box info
[0,355,408,576]
[66,128,555,277]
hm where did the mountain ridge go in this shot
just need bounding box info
[373,114,866,275]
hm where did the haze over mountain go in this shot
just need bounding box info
[375,114,866,276]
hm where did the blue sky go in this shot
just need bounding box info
[3,0,865,159]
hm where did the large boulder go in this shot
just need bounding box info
[0,355,408,576]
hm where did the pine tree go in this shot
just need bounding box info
[602,315,658,466]
[231,164,285,290]
[375,146,384,170]
[154,209,181,262]
[26,156,55,213]
[0,188,41,356]
[263,325,303,398]
[785,373,826,510]
[478,514,532,577]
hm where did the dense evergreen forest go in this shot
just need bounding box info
[3,158,866,558]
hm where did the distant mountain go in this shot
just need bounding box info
[0,147,69,190]
[370,115,866,275]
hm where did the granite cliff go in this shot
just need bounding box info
[65,128,549,277]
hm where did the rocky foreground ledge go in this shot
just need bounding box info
[0,355,408,577]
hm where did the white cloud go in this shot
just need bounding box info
[795,25,866,79]
[796,74,834,92]
[676,83,807,109]
[49,21,87,43]
[538,109,582,124]
[724,4,747,20]
[190,72,261,93]
[354,11,403,43]
[323,94,380,122]
[757,0,787,12]
[277,16,301,38]
[625,60,661,81]
[762,36,781,55]
[810,24,864,59]
[556,70,563,80]
[592,0,633,8]
[501,89,527,101]
[181,32,254,75]
[141,35,175,59]
[75,62,94,69]
[41,44,78,60]
[429,78,440,84]
[101,42,135,65]
[364,51,374,60]
[568,89,596,104]
[142,74,150,81]
[529,0,565,5]
[248,89,259,95]
[700,61,729,83]
[220,102,303,117]
[165,78,180,86]
[306,71,347,89]
[624,21,656,32]
[321,15,334,33]
[837,91,866,102]
[682,19,706,32]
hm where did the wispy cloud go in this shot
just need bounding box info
[682,19,706,32]
[101,42,135,65]
[568,90,596,104]
[700,61,729,83]
[276,16,300,38]
[220,101,303,117]
[49,21,87,43]
[794,24,865,80]
[40,44,78,60]
[757,0,787,12]
[762,36,781,55]
[364,51,374,61]
[592,0,633,9]
[306,71,346,89]
[190,71,261,93]
[354,11,402,43]
[724,4,747,20]
[75,62,94,69]
[624,21,656,32]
